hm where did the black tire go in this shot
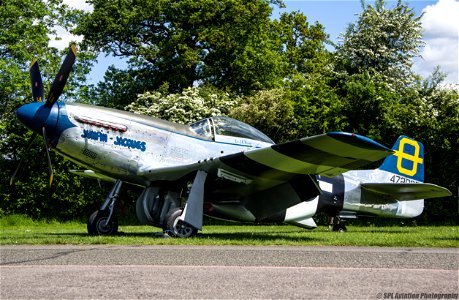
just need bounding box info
[87,210,119,235]
[135,188,160,226]
[165,208,197,238]
[332,224,347,232]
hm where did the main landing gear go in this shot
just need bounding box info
[328,216,347,232]
[164,207,198,238]
[87,171,207,238]
[136,170,207,238]
[87,179,122,235]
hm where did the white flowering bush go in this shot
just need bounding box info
[126,87,240,124]
[335,0,424,90]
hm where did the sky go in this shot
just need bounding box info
[58,0,458,85]
[274,0,459,85]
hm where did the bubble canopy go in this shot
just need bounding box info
[190,116,274,144]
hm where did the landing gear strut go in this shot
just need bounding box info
[328,216,347,232]
[163,170,207,238]
[87,179,122,235]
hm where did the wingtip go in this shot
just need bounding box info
[327,132,392,152]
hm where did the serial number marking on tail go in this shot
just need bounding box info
[390,174,417,183]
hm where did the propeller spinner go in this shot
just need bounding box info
[11,44,77,187]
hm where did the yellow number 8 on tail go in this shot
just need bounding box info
[379,136,424,182]
[394,138,423,177]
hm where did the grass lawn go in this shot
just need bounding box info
[1,215,457,247]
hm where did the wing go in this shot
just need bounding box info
[70,169,116,182]
[139,132,392,181]
[361,183,452,201]
[138,132,392,220]
[222,132,392,178]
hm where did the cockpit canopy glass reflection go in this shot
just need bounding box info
[190,116,274,144]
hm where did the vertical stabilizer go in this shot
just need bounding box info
[379,136,424,182]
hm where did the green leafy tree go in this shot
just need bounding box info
[76,0,285,97]
[336,73,397,141]
[266,11,340,139]
[331,0,427,141]
[383,70,458,223]
[331,0,457,223]
[77,1,332,112]
[0,0,103,220]
[229,88,298,143]
[88,66,150,109]
[1,0,59,115]
[284,72,346,139]
[335,0,423,90]
[225,10,338,142]
[274,11,329,77]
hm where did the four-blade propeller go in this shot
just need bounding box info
[10,44,77,187]
[46,44,77,107]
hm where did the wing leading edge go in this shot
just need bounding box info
[70,169,116,182]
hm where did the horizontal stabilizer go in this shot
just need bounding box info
[361,183,451,201]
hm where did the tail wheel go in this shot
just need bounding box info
[331,224,347,232]
[87,210,119,235]
[165,208,197,238]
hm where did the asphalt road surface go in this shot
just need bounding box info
[1,245,458,299]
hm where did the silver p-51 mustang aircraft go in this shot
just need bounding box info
[12,45,451,237]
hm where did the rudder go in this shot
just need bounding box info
[379,136,424,182]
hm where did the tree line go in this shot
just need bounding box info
[1,0,457,224]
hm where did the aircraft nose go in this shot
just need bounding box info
[16,102,58,135]
[16,102,44,133]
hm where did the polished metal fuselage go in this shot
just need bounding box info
[55,103,270,186]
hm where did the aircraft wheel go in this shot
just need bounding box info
[135,187,160,226]
[165,208,197,238]
[87,210,119,235]
[332,224,347,232]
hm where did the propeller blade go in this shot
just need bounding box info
[29,59,44,102]
[10,132,38,186]
[42,127,54,187]
[45,43,77,107]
